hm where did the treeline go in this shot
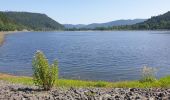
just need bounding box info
[1,11,170,31]
[136,11,170,30]
[0,11,64,31]
[65,25,138,31]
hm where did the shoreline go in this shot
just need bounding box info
[0,72,170,88]
[0,73,170,99]
[0,32,5,45]
[0,31,30,46]
[0,31,17,45]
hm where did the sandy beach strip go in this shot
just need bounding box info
[0,32,5,45]
[0,31,22,45]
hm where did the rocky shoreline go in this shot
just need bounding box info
[0,80,170,100]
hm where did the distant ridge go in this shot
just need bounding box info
[1,11,170,31]
[0,11,64,31]
[64,19,146,29]
[65,11,170,30]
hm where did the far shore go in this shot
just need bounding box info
[0,30,170,46]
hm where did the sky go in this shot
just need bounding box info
[0,0,170,24]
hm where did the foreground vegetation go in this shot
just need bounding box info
[32,51,59,90]
[0,73,170,88]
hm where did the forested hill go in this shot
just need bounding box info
[0,12,26,31]
[135,11,170,30]
[111,11,170,30]
[0,11,64,31]
[1,11,170,31]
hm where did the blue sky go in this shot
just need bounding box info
[1,0,170,24]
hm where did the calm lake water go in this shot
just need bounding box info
[0,31,170,81]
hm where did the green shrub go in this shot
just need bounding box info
[94,81,107,87]
[32,50,58,90]
[140,66,157,83]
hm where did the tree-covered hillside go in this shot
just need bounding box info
[135,11,170,30]
[0,11,64,31]
[108,11,170,30]
[0,12,25,31]
[1,11,170,31]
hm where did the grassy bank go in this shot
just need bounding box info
[0,73,170,88]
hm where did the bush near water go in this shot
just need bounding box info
[32,50,58,90]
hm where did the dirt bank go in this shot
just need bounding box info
[0,32,5,45]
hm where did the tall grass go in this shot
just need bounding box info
[140,66,157,83]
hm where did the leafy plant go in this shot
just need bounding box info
[32,50,58,90]
[94,81,107,87]
[140,66,157,83]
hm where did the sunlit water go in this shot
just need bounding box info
[0,31,170,81]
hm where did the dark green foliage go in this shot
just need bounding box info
[111,11,170,30]
[131,11,170,30]
[0,12,25,31]
[32,50,58,90]
[3,12,64,31]
[0,11,64,31]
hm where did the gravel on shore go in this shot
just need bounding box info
[0,80,170,100]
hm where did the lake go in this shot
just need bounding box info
[0,31,170,81]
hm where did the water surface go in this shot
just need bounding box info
[0,31,170,81]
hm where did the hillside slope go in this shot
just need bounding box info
[134,11,170,29]
[64,19,146,29]
[3,11,64,31]
[86,19,146,29]
[0,12,25,31]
